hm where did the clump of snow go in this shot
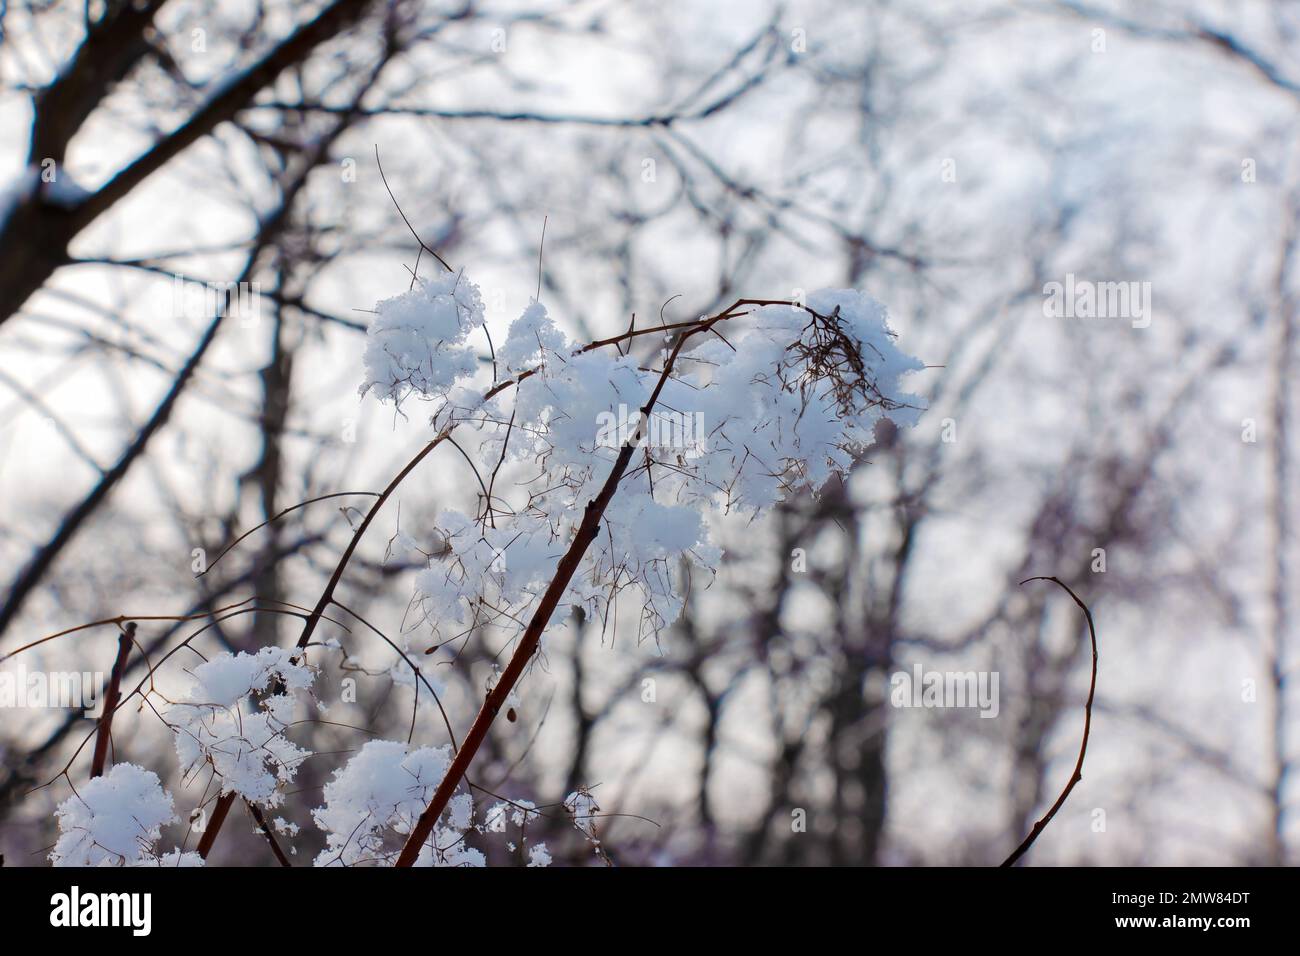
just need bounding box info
[168,647,313,809]
[497,299,564,373]
[51,764,183,866]
[527,843,552,867]
[312,739,481,866]
[481,797,549,865]
[181,645,313,706]
[483,798,540,832]
[359,270,486,407]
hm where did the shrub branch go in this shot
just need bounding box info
[1000,576,1099,867]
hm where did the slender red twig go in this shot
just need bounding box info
[196,791,235,859]
[89,622,135,778]
[247,801,293,867]
[1000,575,1099,867]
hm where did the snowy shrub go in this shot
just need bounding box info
[359,273,923,650]
[36,258,921,867]
[353,272,922,864]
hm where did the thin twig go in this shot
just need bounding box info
[198,492,380,577]
[247,801,293,867]
[535,215,547,302]
[374,145,452,272]
[89,622,135,778]
[1000,576,1099,867]
[196,792,235,859]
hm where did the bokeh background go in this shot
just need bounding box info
[0,0,1295,865]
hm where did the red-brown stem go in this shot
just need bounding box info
[293,430,451,655]
[394,316,712,866]
[197,791,236,859]
[1000,576,1099,867]
[248,800,293,866]
[89,622,134,778]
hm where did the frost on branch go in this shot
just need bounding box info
[563,787,607,863]
[51,763,199,866]
[359,276,923,649]
[167,647,313,809]
[483,798,540,832]
[312,739,482,866]
[483,798,548,865]
[564,787,600,839]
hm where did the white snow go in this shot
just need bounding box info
[50,764,184,866]
[360,272,923,649]
[359,270,487,407]
[167,647,314,808]
[311,739,480,867]
[527,843,552,867]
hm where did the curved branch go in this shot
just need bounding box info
[198,491,380,577]
[1000,575,1099,867]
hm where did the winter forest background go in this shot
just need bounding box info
[0,0,1295,866]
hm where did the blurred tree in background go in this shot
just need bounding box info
[0,0,1295,865]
